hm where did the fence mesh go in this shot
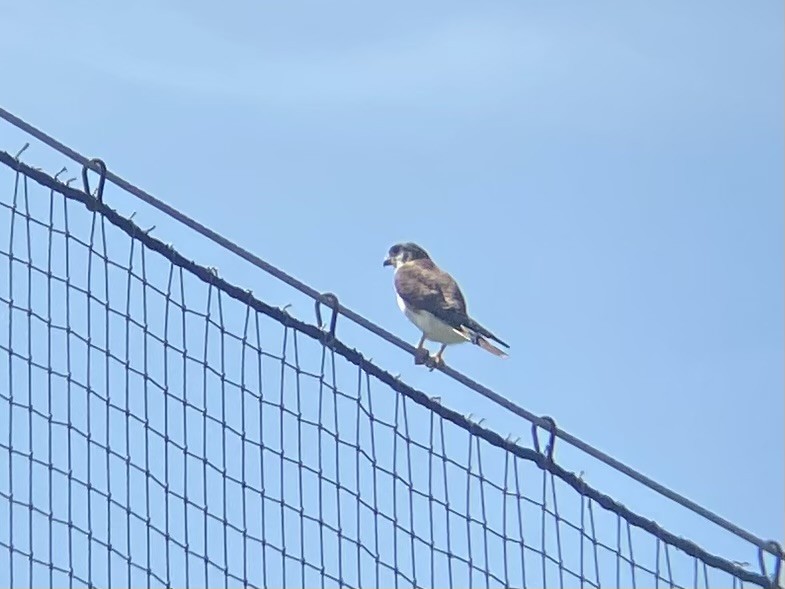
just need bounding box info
[0,149,779,588]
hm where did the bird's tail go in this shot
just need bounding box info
[463,318,510,349]
[476,335,509,358]
[456,325,510,359]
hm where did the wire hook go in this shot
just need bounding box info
[314,292,340,341]
[531,415,558,461]
[758,541,784,587]
[81,158,107,202]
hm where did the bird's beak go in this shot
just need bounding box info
[383,256,393,267]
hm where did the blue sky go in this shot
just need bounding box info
[1,0,783,585]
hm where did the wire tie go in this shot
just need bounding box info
[14,142,29,160]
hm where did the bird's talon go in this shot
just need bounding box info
[425,355,444,371]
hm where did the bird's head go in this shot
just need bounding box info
[383,242,431,269]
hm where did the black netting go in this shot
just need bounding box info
[0,151,779,588]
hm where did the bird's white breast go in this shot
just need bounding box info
[396,294,408,314]
[396,294,468,345]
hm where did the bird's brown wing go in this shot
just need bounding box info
[394,259,468,329]
[395,259,510,349]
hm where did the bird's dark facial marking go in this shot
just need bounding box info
[388,242,430,264]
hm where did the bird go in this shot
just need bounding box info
[383,242,509,369]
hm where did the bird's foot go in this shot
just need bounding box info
[425,354,445,371]
[413,347,430,365]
